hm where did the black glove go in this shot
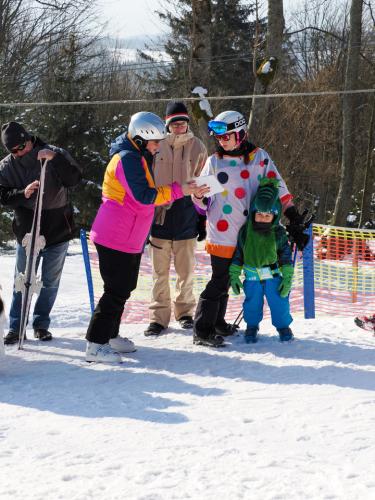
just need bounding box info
[284,206,312,251]
[197,214,207,242]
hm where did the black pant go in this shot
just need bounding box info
[86,244,142,344]
[193,255,231,337]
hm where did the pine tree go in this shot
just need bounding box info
[140,0,265,116]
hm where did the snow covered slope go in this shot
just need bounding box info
[0,246,374,500]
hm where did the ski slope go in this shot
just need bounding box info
[1,244,375,500]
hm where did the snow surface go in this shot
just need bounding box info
[1,243,375,500]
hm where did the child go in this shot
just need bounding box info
[193,110,305,347]
[229,178,294,343]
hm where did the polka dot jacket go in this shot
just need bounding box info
[194,147,293,259]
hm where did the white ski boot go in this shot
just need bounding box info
[85,342,122,363]
[109,335,136,353]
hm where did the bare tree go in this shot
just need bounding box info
[189,0,212,145]
[0,0,96,103]
[358,95,375,227]
[248,0,284,143]
[332,0,364,226]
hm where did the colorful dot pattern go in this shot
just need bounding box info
[217,172,229,184]
[217,220,229,232]
[208,152,286,237]
[234,187,246,199]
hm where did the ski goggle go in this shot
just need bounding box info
[11,142,26,154]
[214,133,233,142]
[208,117,246,136]
[208,120,229,135]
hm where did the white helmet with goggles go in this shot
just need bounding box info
[208,110,247,136]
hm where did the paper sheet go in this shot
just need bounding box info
[193,175,224,196]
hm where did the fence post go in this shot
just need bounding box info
[80,229,95,314]
[303,224,315,319]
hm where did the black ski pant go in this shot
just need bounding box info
[193,255,231,337]
[86,243,142,345]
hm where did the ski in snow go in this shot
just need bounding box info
[16,160,48,350]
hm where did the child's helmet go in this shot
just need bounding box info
[208,110,247,134]
[254,178,280,213]
[129,112,167,147]
[252,178,281,232]
[208,110,247,145]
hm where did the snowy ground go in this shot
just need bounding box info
[1,243,375,500]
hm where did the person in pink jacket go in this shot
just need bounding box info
[85,112,206,363]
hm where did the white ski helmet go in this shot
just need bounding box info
[128,112,167,144]
[208,110,247,134]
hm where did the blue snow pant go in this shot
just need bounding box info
[243,277,293,330]
[9,241,69,332]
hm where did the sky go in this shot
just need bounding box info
[98,0,303,39]
[98,0,166,38]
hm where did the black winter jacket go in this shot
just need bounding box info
[150,196,199,241]
[0,136,81,247]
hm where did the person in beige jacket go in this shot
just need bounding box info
[145,101,208,336]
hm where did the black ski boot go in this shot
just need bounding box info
[244,327,259,344]
[194,297,225,347]
[215,294,234,336]
[215,321,239,336]
[193,333,225,347]
[278,327,294,342]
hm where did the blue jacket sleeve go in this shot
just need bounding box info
[122,151,166,205]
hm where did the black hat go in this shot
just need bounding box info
[165,101,189,128]
[1,121,31,152]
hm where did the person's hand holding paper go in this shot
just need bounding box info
[193,175,224,196]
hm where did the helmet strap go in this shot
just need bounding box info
[133,135,148,150]
[235,129,247,146]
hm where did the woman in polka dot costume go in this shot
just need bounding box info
[192,110,295,347]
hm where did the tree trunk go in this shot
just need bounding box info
[332,0,363,226]
[358,95,375,227]
[189,0,212,147]
[248,0,284,144]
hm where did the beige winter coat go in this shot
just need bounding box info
[153,131,207,186]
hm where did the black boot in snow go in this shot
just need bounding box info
[193,333,225,347]
[215,322,239,336]
[34,329,53,341]
[244,327,259,344]
[4,330,24,345]
[277,327,294,342]
[144,322,165,336]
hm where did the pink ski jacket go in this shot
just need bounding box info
[90,134,184,253]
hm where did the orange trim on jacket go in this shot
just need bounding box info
[206,242,236,259]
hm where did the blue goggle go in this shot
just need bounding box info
[207,120,229,135]
[208,117,246,136]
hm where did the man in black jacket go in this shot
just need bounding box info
[0,121,81,345]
